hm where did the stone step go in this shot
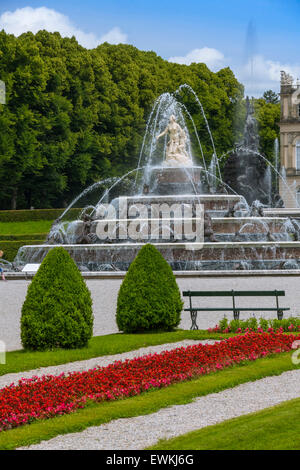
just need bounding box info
[211,217,289,234]
[64,216,292,245]
[93,194,243,220]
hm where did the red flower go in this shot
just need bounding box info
[0,332,298,432]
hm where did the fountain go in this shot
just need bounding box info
[223,98,269,205]
[12,86,300,273]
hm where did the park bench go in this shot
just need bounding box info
[182,290,290,330]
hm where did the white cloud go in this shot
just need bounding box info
[168,47,225,71]
[237,54,300,97]
[0,7,127,48]
[98,27,127,45]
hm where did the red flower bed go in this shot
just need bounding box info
[0,332,299,432]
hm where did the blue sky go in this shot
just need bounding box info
[0,0,300,96]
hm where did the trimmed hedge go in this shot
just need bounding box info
[21,247,93,350]
[0,240,44,262]
[0,234,46,241]
[116,244,183,333]
[0,208,82,222]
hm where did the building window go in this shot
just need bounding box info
[296,140,300,170]
[298,104,300,118]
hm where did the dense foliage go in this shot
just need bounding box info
[0,207,81,222]
[0,332,298,431]
[116,244,183,333]
[0,30,245,209]
[254,97,280,162]
[0,239,44,262]
[20,246,93,350]
[262,90,280,104]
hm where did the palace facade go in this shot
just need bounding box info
[279,71,300,207]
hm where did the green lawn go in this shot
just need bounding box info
[0,330,232,377]
[0,350,298,450]
[0,220,52,236]
[149,396,300,450]
[0,220,52,260]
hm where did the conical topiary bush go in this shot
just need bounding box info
[21,247,93,350]
[116,244,183,333]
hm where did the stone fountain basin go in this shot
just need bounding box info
[148,166,202,195]
[15,241,300,271]
[106,194,243,216]
[211,217,288,233]
[66,216,289,245]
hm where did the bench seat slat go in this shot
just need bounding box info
[184,308,290,312]
[183,290,285,297]
[183,289,289,329]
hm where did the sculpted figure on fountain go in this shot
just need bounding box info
[156,115,193,167]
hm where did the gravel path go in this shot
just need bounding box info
[0,339,218,390]
[1,276,295,351]
[20,369,300,450]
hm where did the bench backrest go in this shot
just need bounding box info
[182,290,285,297]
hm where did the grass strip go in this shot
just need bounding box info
[0,330,232,377]
[148,396,300,450]
[0,220,53,235]
[0,233,46,241]
[0,350,299,450]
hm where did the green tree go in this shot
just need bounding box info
[262,90,279,104]
[0,31,45,209]
[254,98,280,162]
[116,244,183,333]
[21,247,93,350]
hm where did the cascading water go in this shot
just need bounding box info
[263,166,272,206]
[208,153,218,193]
[176,84,222,181]
[136,85,220,189]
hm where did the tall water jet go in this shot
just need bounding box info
[274,137,279,192]
[208,153,218,193]
[223,97,269,204]
[263,165,272,206]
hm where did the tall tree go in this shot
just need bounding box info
[262,90,279,105]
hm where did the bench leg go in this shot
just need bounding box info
[277,310,283,320]
[190,311,199,330]
[233,310,240,320]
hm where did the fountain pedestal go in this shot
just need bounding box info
[148,167,202,195]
